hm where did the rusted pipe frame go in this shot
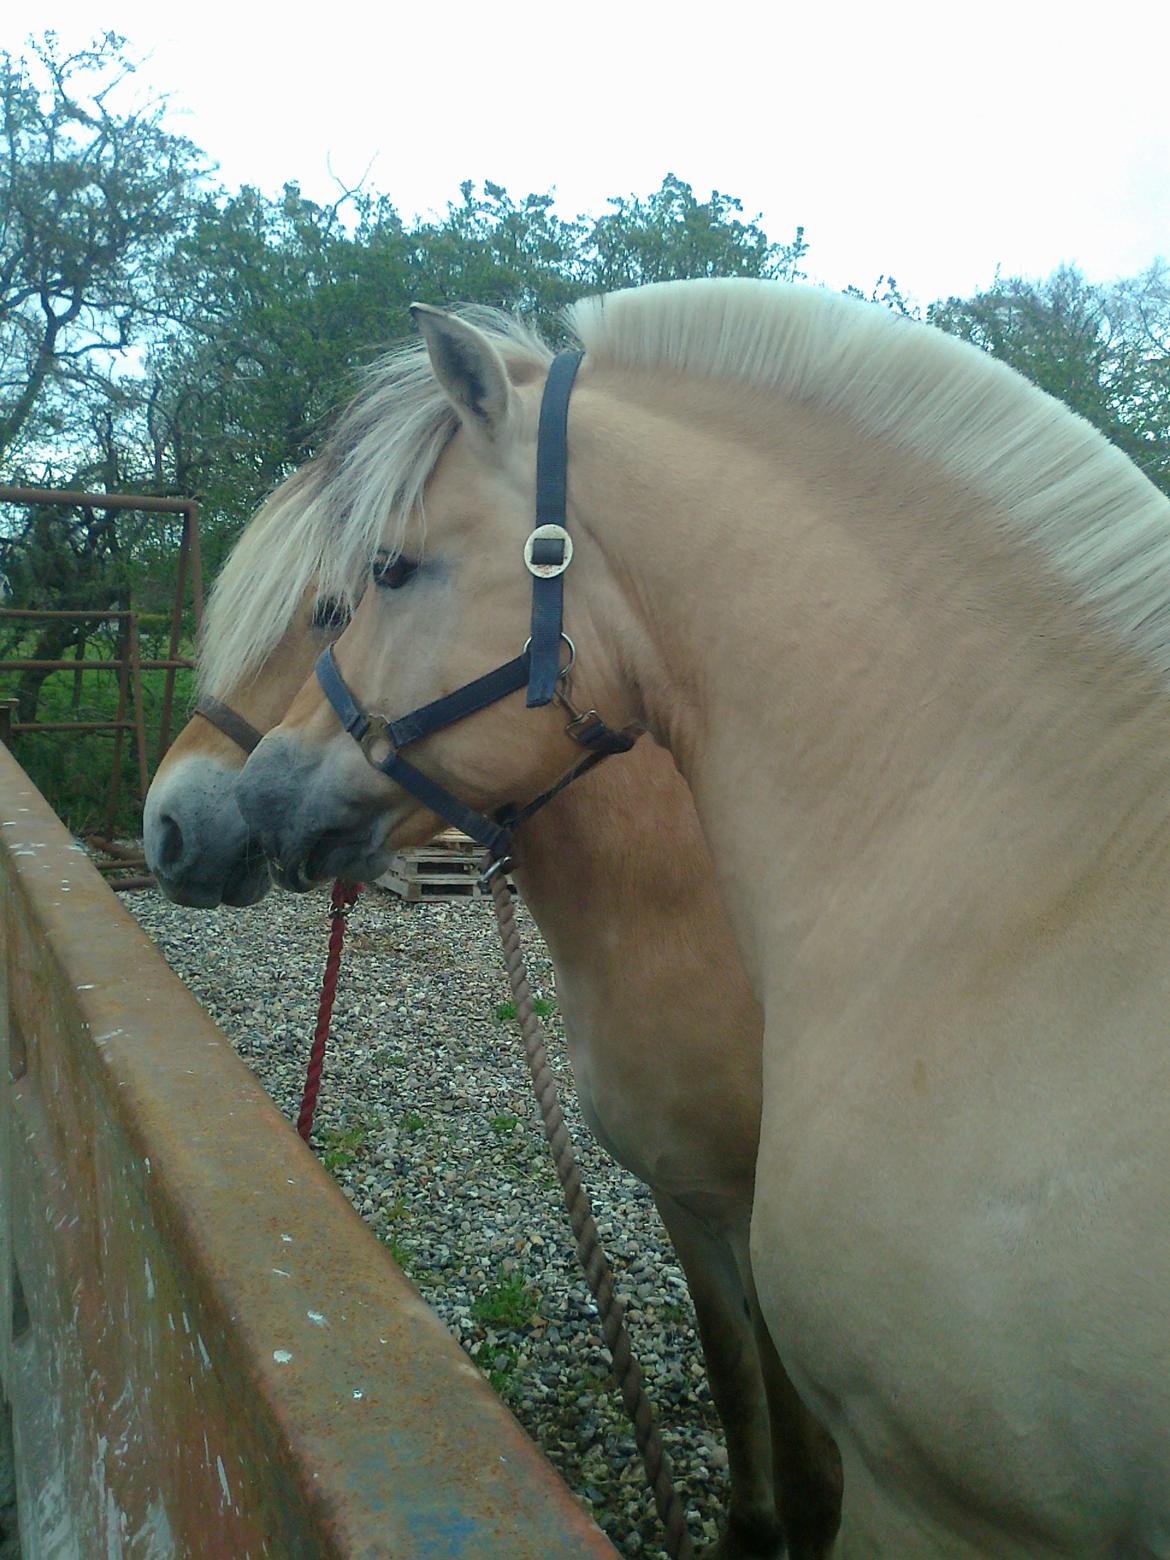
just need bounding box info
[12,720,135,733]
[0,482,204,814]
[84,835,141,861]
[3,659,194,672]
[0,609,138,620]
[0,484,196,516]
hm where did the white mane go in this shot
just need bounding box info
[201,279,1170,695]
[571,279,1170,674]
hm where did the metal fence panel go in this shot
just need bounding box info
[0,745,617,1558]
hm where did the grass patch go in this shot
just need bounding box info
[400,1110,427,1133]
[1,624,197,835]
[484,1340,522,1397]
[471,1267,540,1331]
[320,1120,368,1172]
[493,996,556,1024]
[381,1231,428,1282]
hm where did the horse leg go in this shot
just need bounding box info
[740,1264,843,1560]
[654,1192,784,1560]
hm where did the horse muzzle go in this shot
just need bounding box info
[237,732,394,890]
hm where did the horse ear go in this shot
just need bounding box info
[410,304,517,444]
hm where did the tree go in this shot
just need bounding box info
[930,264,1170,495]
[0,32,213,726]
[0,31,206,470]
[137,175,815,574]
[582,174,808,292]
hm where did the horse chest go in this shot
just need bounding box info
[748,1033,1170,1555]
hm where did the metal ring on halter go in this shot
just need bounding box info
[479,853,515,887]
[523,632,575,680]
[359,719,393,765]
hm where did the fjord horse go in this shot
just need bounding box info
[238,280,1170,1555]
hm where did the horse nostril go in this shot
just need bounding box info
[156,812,185,871]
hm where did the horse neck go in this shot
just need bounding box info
[510,736,713,918]
[568,371,1170,995]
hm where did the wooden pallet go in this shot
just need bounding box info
[375,829,490,901]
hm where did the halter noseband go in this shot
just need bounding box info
[194,695,265,755]
[314,349,635,862]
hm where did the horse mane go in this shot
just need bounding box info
[202,280,1170,696]
[570,279,1170,673]
[197,306,553,695]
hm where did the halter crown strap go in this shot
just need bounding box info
[193,696,265,755]
[527,350,583,707]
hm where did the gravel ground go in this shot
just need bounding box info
[128,882,730,1557]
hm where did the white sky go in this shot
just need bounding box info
[11,1,1170,306]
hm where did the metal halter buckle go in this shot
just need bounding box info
[523,523,573,578]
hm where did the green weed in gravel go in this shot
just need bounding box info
[471,1266,540,1330]
[493,996,556,1023]
[320,1121,368,1171]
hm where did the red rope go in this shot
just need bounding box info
[297,879,362,1142]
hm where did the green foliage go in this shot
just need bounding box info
[483,1340,522,1397]
[0,32,207,469]
[320,1119,369,1171]
[493,997,556,1024]
[930,263,1170,496]
[470,1267,540,1330]
[381,1231,428,1281]
[582,173,808,293]
[0,635,194,835]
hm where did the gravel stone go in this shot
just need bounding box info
[129,884,728,1556]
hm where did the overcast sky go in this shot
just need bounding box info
[11,2,1170,307]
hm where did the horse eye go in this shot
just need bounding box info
[372,553,418,591]
[311,596,351,629]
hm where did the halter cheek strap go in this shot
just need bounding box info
[527,350,581,706]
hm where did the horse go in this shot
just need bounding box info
[143,448,842,1558]
[235,279,1170,1556]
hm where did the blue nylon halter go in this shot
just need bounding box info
[315,348,633,861]
[526,349,581,704]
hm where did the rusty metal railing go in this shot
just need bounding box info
[0,485,204,764]
[0,745,619,1559]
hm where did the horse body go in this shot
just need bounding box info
[237,281,1170,1553]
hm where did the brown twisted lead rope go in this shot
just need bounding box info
[487,864,696,1560]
